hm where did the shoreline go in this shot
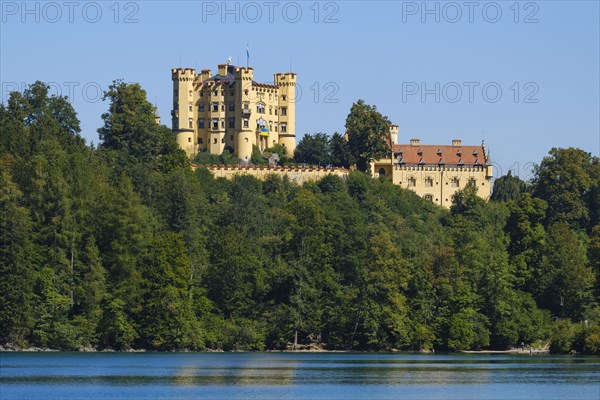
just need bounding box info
[1,346,551,354]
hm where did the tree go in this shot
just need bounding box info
[294,133,331,165]
[538,222,595,319]
[345,100,391,172]
[532,147,598,230]
[139,232,202,350]
[506,194,547,291]
[98,80,187,170]
[329,132,355,168]
[0,170,34,345]
[491,171,527,202]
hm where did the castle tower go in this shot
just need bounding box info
[390,125,399,145]
[171,68,197,158]
[234,67,255,159]
[275,73,297,156]
[153,105,161,125]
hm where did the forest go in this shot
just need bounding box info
[1,81,599,353]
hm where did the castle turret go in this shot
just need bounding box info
[275,72,297,156]
[390,125,399,145]
[153,105,161,125]
[234,67,255,159]
[171,68,197,157]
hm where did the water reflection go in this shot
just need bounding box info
[1,353,599,400]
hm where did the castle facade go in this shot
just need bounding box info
[371,129,492,207]
[171,63,296,159]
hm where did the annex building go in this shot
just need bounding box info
[371,127,493,207]
[171,63,296,160]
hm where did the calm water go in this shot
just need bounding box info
[0,352,598,400]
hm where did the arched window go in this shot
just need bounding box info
[378,168,386,176]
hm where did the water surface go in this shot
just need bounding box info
[1,352,598,399]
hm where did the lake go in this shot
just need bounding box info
[0,352,598,400]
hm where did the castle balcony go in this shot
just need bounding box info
[242,107,252,117]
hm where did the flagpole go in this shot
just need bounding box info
[246,44,249,68]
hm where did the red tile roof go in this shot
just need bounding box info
[391,143,487,166]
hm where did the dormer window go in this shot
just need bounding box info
[437,149,442,155]
[457,149,462,156]
[417,149,422,156]
[473,150,478,156]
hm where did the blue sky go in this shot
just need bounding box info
[1,0,599,178]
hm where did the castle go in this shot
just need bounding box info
[171,63,296,160]
[170,63,492,207]
[371,128,493,207]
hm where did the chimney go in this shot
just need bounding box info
[410,138,420,146]
[452,139,462,147]
[200,69,211,82]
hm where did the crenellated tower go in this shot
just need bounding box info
[275,73,297,156]
[171,68,197,157]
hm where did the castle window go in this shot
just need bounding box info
[424,194,433,202]
[212,118,219,129]
[212,102,219,112]
[257,103,265,114]
[221,104,225,112]
[221,118,225,129]
[243,102,250,111]
[282,95,286,101]
[378,168,386,177]
[469,178,477,186]
[228,118,235,129]
[244,89,249,95]
[275,122,278,132]
[198,138,203,144]
[188,102,193,111]
[188,137,191,143]
[198,118,205,129]
[281,107,287,116]
[229,103,235,111]
[243,118,249,128]
[269,121,273,131]
[269,106,273,115]
[189,90,192,97]
[221,138,225,143]
[230,91,234,97]
[200,91,204,97]
[213,138,217,144]
[408,177,416,187]
[199,103,205,112]
[188,118,193,129]
[275,108,278,115]
[425,177,433,187]
[451,178,460,188]
[281,123,287,133]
